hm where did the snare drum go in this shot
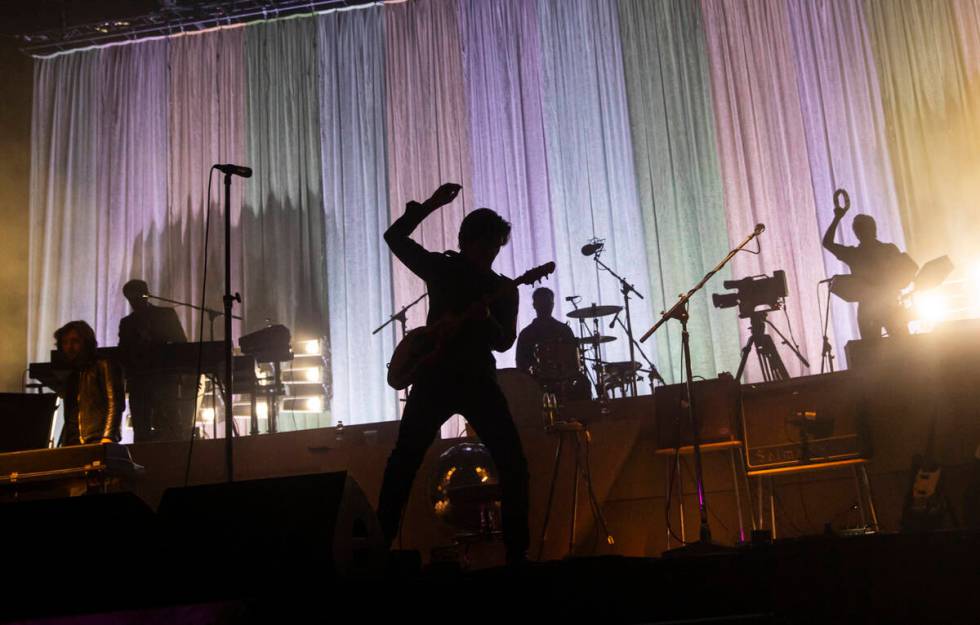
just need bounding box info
[532,340,583,381]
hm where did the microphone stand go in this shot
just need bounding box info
[610,313,664,387]
[374,292,427,402]
[640,225,764,550]
[819,279,835,373]
[372,292,427,340]
[589,250,644,397]
[222,172,242,483]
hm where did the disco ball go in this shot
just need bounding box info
[429,442,501,534]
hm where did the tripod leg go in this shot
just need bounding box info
[536,433,565,560]
[735,336,755,382]
[758,334,790,381]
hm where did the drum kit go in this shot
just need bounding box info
[530,301,650,400]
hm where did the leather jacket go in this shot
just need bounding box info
[61,357,124,445]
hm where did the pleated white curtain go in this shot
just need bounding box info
[701,0,830,380]
[618,0,740,382]
[318,6,398,424]
[167,28,246,342]
[536,0,657,386]
[458,0,556,369]
[865,0,980,271]
[28,41,170,360]
[243,17,328,343]
[786,0,907,366]
[384,0,475,333]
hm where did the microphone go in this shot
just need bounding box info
[754,223,766,235]
[609,311,620,329]
[581,242,604,256]
[564,295,581,303]
[214,164,253,178]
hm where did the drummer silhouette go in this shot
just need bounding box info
[515,288,575,374]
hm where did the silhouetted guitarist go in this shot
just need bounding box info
[823,209,917,339]
[378,183,530,564]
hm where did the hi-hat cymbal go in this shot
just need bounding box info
[567,304,622,319]
[603,360,642,372]
[576,334,616,345]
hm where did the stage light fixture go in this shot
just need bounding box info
[298,339,321,356]
[303,367,322,383]
[305,397,323,412]
[915,291,949,323]
[201,407,215,423]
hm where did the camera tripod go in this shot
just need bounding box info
[734,310,809,383]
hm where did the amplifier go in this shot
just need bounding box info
[655,373,740,448]
[741,371,871,472]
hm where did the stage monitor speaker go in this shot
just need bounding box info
[157,471,385,581]
[0,492,157,616]
[741,371,871,472]
[655,373,740,449]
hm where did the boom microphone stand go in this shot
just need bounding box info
[374,292,428,402]
[585,244,644,397]
[640,224,766,549]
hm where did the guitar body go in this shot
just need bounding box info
[386,261,556,391]
[387,327,428,391]
[387,325,454,391]
[901,463,948,532]
[900,408,952,532]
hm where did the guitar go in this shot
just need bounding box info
[387,262,556,390]
[901,407,952,532]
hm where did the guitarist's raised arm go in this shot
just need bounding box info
[384,183,462,280]
[823,204,852,262]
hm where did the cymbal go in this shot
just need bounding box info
[567,304,622,319]
[576,334,616,345]
[602,360,642,372]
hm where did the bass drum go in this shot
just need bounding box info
[495,368,544,426]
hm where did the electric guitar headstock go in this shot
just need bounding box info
[515,262,556,287]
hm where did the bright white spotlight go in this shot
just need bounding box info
[305,397,323,412]
[304,367,322,383]
[299,339,321,356]
[255,400,268,421]
[201,407,215,423]
[915,291,948,323]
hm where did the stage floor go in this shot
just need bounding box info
[4,530,976,624]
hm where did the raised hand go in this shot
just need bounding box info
[426,182,462,209]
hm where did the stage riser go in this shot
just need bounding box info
[114,362,979,562]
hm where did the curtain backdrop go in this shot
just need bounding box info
[384,0,475,334]
[785,0,906,365]
[243,17,327,342]
[536,0,657,386]
[702,0,833,379]
[865,0,980,273]
[318,6,397,424]
[29,41,170,360]
[459,0,555,368]
[29,0,980,424]
[618,0,740,382]
[167,28,245,343]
